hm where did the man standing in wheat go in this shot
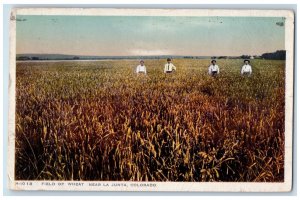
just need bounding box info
[208,59,220,76]
[241,59,252,76]
[164,58,176,74]
[136,60,147,75]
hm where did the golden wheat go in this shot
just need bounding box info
[15,59,285,182]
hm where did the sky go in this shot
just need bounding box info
[16,15,285,56]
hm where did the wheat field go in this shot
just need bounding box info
[15,59,285,182]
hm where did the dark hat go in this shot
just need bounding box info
[211,59,217,63]
[167,58,172,61]
[244,59,250,63]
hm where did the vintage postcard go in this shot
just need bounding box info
[8,8,294,192]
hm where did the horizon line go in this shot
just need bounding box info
[17,50,286,58]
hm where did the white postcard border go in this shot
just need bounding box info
[8,8,295,192]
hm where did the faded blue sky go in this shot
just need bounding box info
[16,15,285,56]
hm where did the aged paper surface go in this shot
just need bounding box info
[8,8,294,192]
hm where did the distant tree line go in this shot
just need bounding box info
[261,50,286,60]
[17,56,31,60]
[16,50,286,61]
[17,56,49,61]
[238,50,286,60]
[240,55,252,59]
[16,56,79,61]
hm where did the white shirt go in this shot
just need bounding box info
[241,64,252,74]
[164,63,176,73]
[208,64,220,75]
[136,65,147,74]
